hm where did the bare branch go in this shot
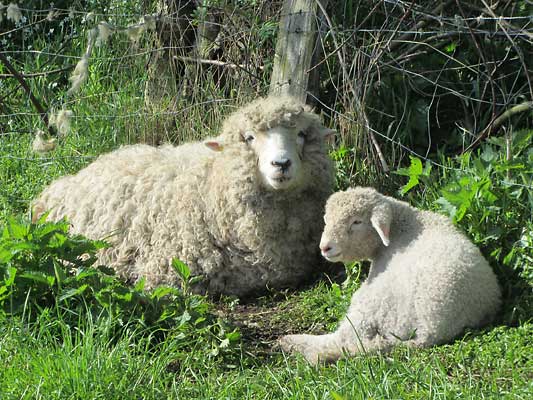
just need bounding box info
[465,101,533,152]
[0,65,75,79]
[0,52,56,136]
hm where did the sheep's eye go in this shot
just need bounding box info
[298,130,307,139]
[351,220,362,229]
[243,133,255,143]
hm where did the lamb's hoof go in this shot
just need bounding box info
[279,334,320,365]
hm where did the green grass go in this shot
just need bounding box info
[1,296,531,399]
[1,6,532,398]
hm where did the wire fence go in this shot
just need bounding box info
[1,0,532,212]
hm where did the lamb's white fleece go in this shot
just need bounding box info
[280,187,501,363]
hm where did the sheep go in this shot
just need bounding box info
[280,186,501,364]
[32,95,335,297]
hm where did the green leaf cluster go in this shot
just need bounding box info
[395,130,533,324]
[0,215,241,357]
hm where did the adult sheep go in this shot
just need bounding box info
[33,96,335,297]
[280,187,501,363]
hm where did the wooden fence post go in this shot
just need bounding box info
[269,0,324,103]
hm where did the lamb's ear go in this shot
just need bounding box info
[370,201,392,247]
[320,127,336,145]
[204,140,224,152]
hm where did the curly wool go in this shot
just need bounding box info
[280,187,501,363]
[33,96,334,297]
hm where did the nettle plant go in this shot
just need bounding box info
[0,215,240,353]
[441,132,531,277]
[395,130,533,323]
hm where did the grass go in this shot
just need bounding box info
[1,6,532,398]
[1,297,531,399]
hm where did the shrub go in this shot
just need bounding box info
[396,130,533,325]
[0,215,241,358]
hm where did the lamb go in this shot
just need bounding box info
[32,96,335,297]
[280,186,501,364]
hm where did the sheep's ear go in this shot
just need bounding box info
[204,140,224,152]
[370,202,391,247]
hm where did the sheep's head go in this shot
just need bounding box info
[320,187,392,263]
[205,96,334,191]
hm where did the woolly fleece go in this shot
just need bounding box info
[280,187,501,363]
[33,96,334,297]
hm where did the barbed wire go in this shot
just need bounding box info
[3,6,532,35]
[1,1,532,199]
[2,82,531,191]
[9,5,532,21]
[0,98,235,119]
[307,89,533,191]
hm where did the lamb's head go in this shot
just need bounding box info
[206,96,334,191]
[319,187,392,263]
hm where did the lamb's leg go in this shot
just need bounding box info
[279,332,346,364]
[280,314,399,364]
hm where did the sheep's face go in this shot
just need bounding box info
[243,122,310,191]
[213,96,335,191]
[319,189,391,263]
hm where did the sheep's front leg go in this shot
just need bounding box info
[279,333,344,364]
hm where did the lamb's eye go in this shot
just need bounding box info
[298,130,307,139]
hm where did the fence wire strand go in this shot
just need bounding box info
[1,1,532,204]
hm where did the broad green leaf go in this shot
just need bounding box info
[225,331,241,342]
[435,197,457,219]
[114,291,133,302]
[188,275,203,286]
[5,242,39,254]
[75,268,99,280]
[445,42,457,53]
[151,286,178,299]
[19,271,55,286]
[59,284,89,301]
[172,258,191,280]
[422,160,432,176]
[396,156,424,194]
[331,393,346,400]
[158,308,178,322]
[179,310,191,326]
[455,204,468,222]
[0,249,14,264]
[134,277,146,291]
[5,266,17,286]
[5,217,28,240]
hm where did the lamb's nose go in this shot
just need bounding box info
[271,159,291,171]
[320,244,332,253]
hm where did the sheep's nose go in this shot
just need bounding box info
[271,159,291,172]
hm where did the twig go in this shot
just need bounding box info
[455,0,497,136]
[315,0,390,173]
[174,55,263,71]
[464,101,533,153]
[388,0,455,51]
[0,65,75,79]
[478,0,533,100]
[0,52,56,136]
[307,0,382,74]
